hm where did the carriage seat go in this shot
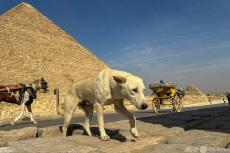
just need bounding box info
[0,85,24,92]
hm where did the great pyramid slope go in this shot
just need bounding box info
[0,2,108,120]
[0,2,107,88]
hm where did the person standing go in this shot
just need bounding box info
[226,92,230,105]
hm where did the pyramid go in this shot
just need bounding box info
[182,85,209,104]
[0,2,108,120]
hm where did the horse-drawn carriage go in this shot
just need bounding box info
[0,78,48,125]
[149,82,185,113]
[0,84,27,105]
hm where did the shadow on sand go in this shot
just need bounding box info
[59,124,127,142]
[137,105,230,134]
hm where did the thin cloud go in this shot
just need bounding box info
[108,41,230,68]
[107,40,188,64]
[101,29,230,59]
[121,30,230,51]
[169,58,230,74]
[110,52,185,67]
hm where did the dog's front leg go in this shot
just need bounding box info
[95,103,110,141]
[114,101,139,138]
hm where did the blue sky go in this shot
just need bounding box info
[1,0,230,93]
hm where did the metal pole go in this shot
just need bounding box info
[54,88,60,115]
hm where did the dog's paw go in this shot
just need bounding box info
[100,135,110,141]
[32,121,37,124]
[130,128,139,138]
[11,122,15,126]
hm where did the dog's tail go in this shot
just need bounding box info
[54,88,64,116]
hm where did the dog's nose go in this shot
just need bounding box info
[141,103,148,110]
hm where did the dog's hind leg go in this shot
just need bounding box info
[81,103,94,136]
[114,100,139,138]
[62,95,78,137]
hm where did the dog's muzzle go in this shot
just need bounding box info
[141,103,148,110]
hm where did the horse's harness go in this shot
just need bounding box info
[0,84,37,105]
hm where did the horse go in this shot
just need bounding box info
[0,78,48,125]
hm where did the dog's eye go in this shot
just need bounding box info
[132,88,138,93]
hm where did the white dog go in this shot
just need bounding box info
[61,68,148,141]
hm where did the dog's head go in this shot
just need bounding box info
[113,75,148,110]
[96,68,148,110]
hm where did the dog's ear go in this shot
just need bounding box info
[95,68,112,103]
[113,76,126,84]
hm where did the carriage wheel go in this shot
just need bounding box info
[152,97,161,114]
[172,94,183,112]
